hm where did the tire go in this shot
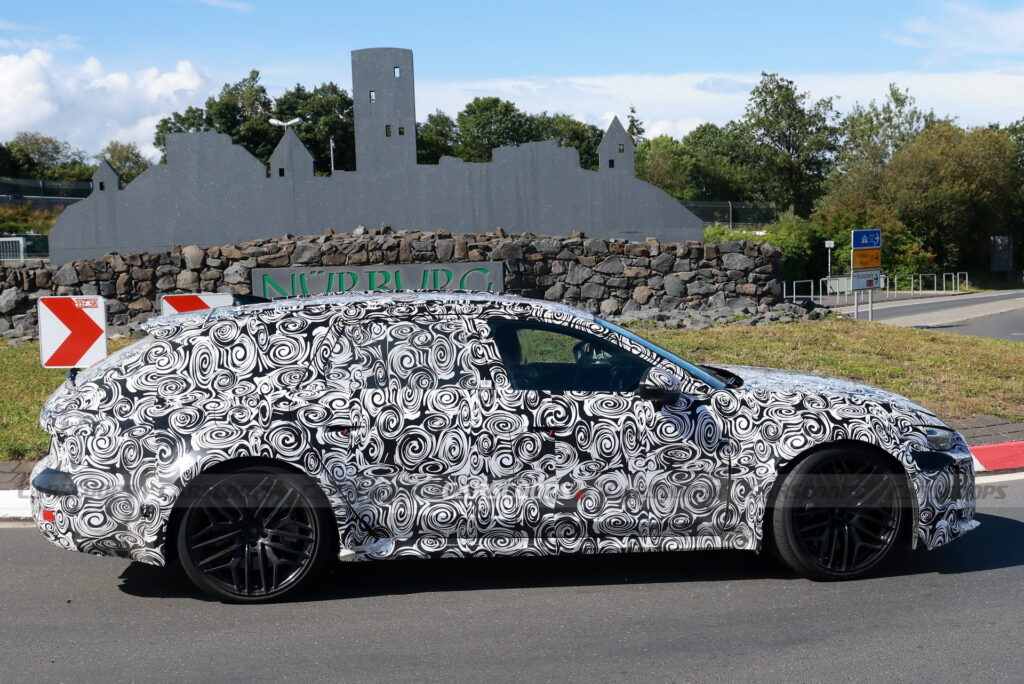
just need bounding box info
[770,447,908,581]
[176,464,334,602]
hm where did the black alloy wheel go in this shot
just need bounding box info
[771,447,907,580]
[177,465,333,602]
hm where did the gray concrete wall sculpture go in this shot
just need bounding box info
[49,47,705,265]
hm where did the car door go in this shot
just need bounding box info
[473,316,730,550]
[320,316,490,558]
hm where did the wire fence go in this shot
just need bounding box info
[0,176,92,199]
[681,200,778,228]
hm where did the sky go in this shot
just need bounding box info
[2,0,1024,160]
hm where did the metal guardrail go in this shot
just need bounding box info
[786,271,971,306]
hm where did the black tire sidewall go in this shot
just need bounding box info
[176,465,333,603]
[771,447,909,581]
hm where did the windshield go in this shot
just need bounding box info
[596,318,727,391]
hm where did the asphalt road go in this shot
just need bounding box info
[929,308,1024,342]
[837,290,1024,341]
[2,476,1024,683]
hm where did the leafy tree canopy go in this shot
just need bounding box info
[96,141,150,183]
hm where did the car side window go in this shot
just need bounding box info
[387,318,479,390]
[487,319,651,392]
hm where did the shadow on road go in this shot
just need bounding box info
[116,512,1023,602]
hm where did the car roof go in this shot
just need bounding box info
[145,290,593,331]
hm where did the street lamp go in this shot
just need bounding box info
[825,240,835,277]
[269,117,303,129]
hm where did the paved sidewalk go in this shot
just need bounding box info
[0,460,36,491]
[948,416,1024,446]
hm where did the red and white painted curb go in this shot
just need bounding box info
[972,441,1024,473]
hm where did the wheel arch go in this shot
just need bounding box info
[765,439,919,550]
[160,456,339,565]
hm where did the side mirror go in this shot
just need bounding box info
[636,367,682,408]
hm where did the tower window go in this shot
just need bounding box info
[98,181,106,191]
[394,66,401,77]
[385,125,392,137]
[398,126,405,136]
[608,159,615,169]
[369,90,376,102]
[278,168,285,177]
[618,143,625,153]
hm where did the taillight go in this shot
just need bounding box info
[42,509,56,522]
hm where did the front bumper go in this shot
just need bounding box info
[912,448,978,550]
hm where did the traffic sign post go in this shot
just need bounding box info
[850,230,882,321]
[38,296,108,368]
[160,293,234,316]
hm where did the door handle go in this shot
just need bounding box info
[326,424,358,436]
[529,422,560,437]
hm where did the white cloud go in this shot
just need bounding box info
[0,49,215,160]
[196,0,254,13]
[0,19,39,31]
[4,43,1024,167]
[889,2,1024,62]
[0,33,79,52]
[416,68,1024,138]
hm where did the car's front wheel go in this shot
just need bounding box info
[176,464,334,602]
[771,447,908,581]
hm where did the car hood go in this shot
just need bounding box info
[712,364,940,423]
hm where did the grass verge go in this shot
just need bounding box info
[0,320,1021,460]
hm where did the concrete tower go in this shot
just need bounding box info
[352,47,417,171]
[598,116,635,176]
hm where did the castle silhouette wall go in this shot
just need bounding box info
[49,47,705,265]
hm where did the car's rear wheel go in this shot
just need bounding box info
[771,447,908,581]
[176,464,333,602]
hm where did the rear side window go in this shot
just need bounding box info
[386,319,478,390]
[329,318,480,391]
[486,319,650,393]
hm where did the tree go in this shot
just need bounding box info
[96,141,150,183]
[416,110,458,164]
[626,105,645,144]
[274,82,355,173]
[743,73,840,216]
[0,143,20,177]
[840,84,942,170]
[155,72,356,173]
[880,123,1018,270]
[6,132,95,181]
[635,124,759,201]
[530,113,604,170]
[154,70,277,164]
[680,123,759,200]
[454,97,534,162]
[154,105,212,156]
[635,136,694,199]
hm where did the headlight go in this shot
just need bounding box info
[924,427,954,451]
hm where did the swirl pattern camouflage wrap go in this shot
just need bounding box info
[31,292,977,567]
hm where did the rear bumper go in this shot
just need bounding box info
[29,457,163,564]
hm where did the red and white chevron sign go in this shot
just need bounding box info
[160,293,234,316]
[38,296,108,369]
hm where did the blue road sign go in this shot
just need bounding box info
[852,229,882,249]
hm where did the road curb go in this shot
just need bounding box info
[0,490,30,521]
[971,441,1024,473]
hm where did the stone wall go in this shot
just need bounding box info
[0,228,782,339]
